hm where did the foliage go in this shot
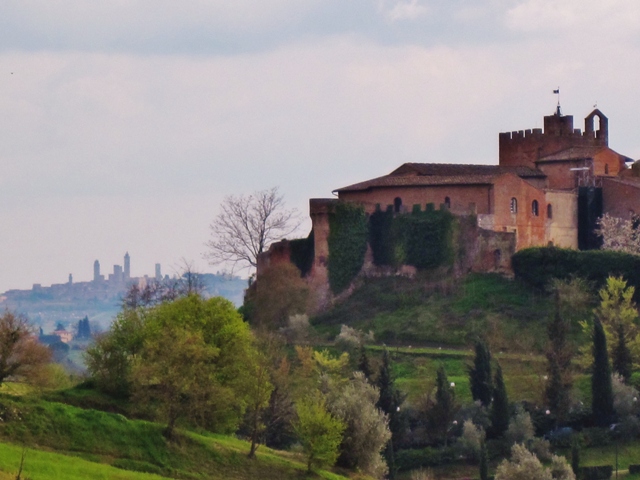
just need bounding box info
[426,365,459,445]
[329,372,391,479]
[495,443,575,480]
[206,186,300,271]
[368,207,454,269]
[479,439,489,480]
[0,311,51,388]
[571,439,580,477]
[328,202,368,294]
[490,364,509,439]
[591,320,614,427]
[289,230,315,277]
[545,290,573,423]
[457,419,485,461]
[251,263,309,328]
[293,394,346,473]
[76,317,91,339]
[505,406,535,446]
[596,213,640,255]
[512,247,640,301]
[279,314,312,344]
[357,346,373,382]
[612,373,640,418]
[334,325,374,355]
[469,341,493,407]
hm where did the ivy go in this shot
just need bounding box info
[369,207,455,270]
[328,202,368,294]
[289,230,315,277]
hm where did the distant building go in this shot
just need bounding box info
[124,252,130,280]
[93,260,102,283]
[155,263,162,281]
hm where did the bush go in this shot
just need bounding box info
[629,464,640,474]
[395,447,455,471]
[512,247,640,300]
[580,465,612,480]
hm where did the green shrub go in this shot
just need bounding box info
[580,465,613,480]
[328,202,368,294]
[512,247,640,299]
[394,447,455,471]
[289,230,315,277]
[630,465,640,474]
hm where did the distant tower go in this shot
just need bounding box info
[68,274,73,285]
[93,260,101,282]
[155,263,162,281]
[124,252,130,280]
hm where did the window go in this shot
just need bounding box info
[510,198,518,214]
[444,196,451,209]
[547,204,553,219]
[393,197,402,213]
[532,200,539,216]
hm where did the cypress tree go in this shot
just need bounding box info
[571,438,580,477]
[469,341,492,407]
[490,364,509,438]
[358,346,373,382]
[592,319,614,426]
[429,365,457,446]
[545,291,573,423]
[479,439,489,480]
[612,323,633,383]
[376,350,404,479]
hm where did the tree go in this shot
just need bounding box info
[245,345,274,458]
[358,346,373,382]
[495,444,575,480]
[592,319,614,427]
[427,365,459,446]
[0,311,51,387]
[613,323,633,383]
[206,186,300,272]
[545,290,573,423]
[469,341,493,407]
[376,349,405,478]
[490,364,509,438]
[329,372,391,479]
[76,316,91,339]
[293,394,345,473]
[479,439,489,480]
[596,213,640,255]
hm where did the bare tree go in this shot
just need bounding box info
[596,213,640,255]
[206,187,300,272]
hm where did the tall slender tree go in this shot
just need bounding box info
[358,346,373,383]
[479,439,489,480]
[376,350,404,479]
[545,290,573,423]
[592,319,614,426]
[428,365,458,446]
[612,323,633,383]
[490,364,509,438]
[469,341,493,407]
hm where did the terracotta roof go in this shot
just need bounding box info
[603,176,640,189]
[537,146,604,162]
[334,163,545,193]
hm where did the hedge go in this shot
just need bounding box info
[328,202,368,294]
[580,465,613,480]
[512,247,640,299]
[394,446,456,471]
[629,464,640,474]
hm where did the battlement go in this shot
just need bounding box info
[499,109,608,168]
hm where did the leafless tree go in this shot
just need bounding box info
[596,213,640,255]
[205,187,300,272]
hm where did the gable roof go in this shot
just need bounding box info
[334,163,545,193]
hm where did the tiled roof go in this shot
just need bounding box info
[334,163,545,193]
[537,146,604,162]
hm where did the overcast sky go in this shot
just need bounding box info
[1,0,639,292]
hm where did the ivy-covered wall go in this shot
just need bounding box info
[369,204,455,269]
[327,202,368,294]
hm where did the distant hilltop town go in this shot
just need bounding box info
[0,253,246,330]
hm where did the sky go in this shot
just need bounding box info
[1,0,640,293]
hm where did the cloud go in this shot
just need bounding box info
[382,0,430,21]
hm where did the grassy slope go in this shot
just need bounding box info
[313,274,554,352]
[0,394,347,480]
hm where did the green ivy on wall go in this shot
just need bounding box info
[369,206,455,270]
[328,202,368,294]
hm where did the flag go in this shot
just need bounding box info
[553,89,560,94]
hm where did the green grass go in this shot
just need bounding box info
[0,394,348,480]
[313,274,553,353]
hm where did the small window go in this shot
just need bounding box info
[532,200,539,216]
[444,196,451,209]
[510,198,518,214]
[393,197,402,213]
[547,204,553,219]
[605,164,609,175]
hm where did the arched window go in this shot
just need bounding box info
[532,200,539,216]
[547,204,553,219]
[393,197,402,213]
[444,196,451,209]
[510,197,518,214]
[605,164,609,175]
